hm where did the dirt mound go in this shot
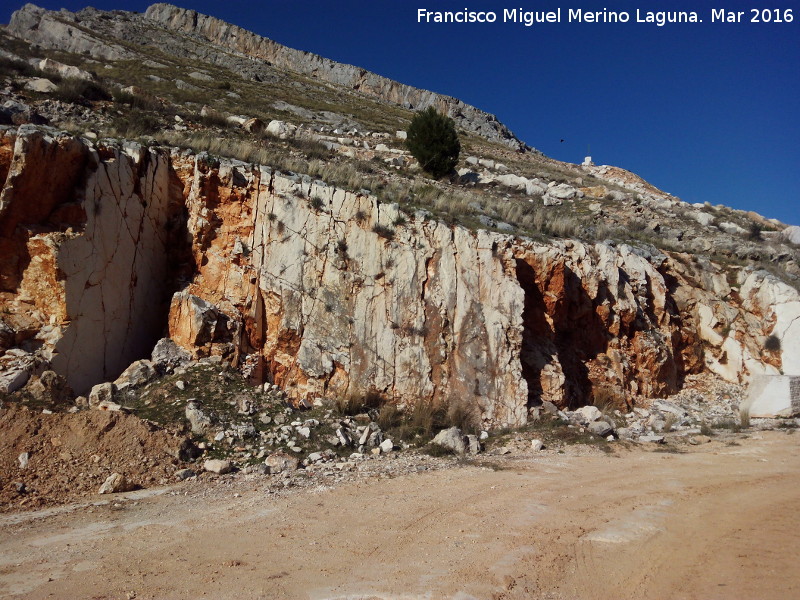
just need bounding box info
[0,404,191,511]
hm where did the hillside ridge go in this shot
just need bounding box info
[6,2,529,151]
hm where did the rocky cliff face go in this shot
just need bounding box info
[6,3,526,151]
[0,126,186,394]
[1,126,796,426]
[143,3,525,149]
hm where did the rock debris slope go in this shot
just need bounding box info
[1,126,797,427]
[7,2,526,151]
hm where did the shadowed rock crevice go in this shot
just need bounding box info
[516,258,609,410]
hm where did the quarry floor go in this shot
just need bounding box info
[1,430,798,600]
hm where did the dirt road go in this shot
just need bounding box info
[1,430,798,600]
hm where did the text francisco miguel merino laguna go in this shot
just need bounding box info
[417,7,795,26]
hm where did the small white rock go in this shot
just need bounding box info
[98,473,131,494]
[203,459,232,474]
[530,439,544,452]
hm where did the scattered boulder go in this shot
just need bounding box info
[531,439,544,451]
[693,212,714,227]
[98,473,133,494]
[24,77,57,93]
[545,183,576,200]
[174,468,197,480]
[242,118,265,134]
[379,438,394,453]
[88,382,115,408]
[188,71,213,81]
[185,400,212,435]
[151,338,192,372]
[0,368,30,395]
[541,401,559,416]
[336,427,352,447]
[542,194,563,207]
[719,222,747,236]
[174,79,200,91]
[575,406,602,423]
[37,58,94,81]
[266,120,297,139]
[781,225,800,245]
[264,452,299,474]
[114,360,156,391]
[689,435,711,445]
[203,459,233,474]
[588,421,614,437]
[742,375,800,418]
[25,370,73,405]
[431,427,467,455]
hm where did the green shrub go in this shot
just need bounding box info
[747,222,763,241]
[53,78,111,104]
[111,108,160,138]
[112,88,162,112]
[334,391,383,416]
[405,106,460,178]
[764,334,781,352]
[446,399,479,435]
[377,403,402,430]
[0,56,37,78]
[372,224,395,241]
[198,111,232,129]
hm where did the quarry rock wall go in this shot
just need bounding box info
[0,127,796,427]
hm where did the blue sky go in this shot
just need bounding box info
[3,1,798,225]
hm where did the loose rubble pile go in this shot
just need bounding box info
[532,374,740,445]
[6,335,799,513]
[2,335,492,510]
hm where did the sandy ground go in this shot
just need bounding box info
[1,430,798,600]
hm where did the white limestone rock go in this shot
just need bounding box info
[781,225,800,245]
[575,405,602,423]
[88,382,115,408]
[266,120,297,139]
[742,375,800,418]
[203,459,233,474]
[24,78,57,93]
[431,427,467,454]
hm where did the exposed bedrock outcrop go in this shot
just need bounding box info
[1,127,797,427]
[0,126,187,394]
[141,3,525,149]
[5,3,132,61]
[6,3,526,150]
